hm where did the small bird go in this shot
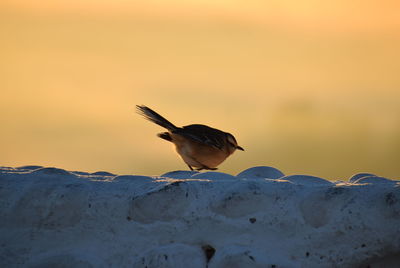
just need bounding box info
[136,105,244,171]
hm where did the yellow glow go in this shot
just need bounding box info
[2,0,400,31]
[1,1,399,179]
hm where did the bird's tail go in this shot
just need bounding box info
[136,105,179,131]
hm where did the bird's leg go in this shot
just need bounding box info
[187,164,194,171]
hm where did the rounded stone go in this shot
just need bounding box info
[161,170,199,179]
[280,175,333,186]
[236,166,285,179]
[29,167,74,176]
[349,173,376,183]
[353,176,396,184]
[191,172,237,181]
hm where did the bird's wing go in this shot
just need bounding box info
[177,125,226,150]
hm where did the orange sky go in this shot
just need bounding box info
[2,0,400,33]
[1,0,399,179]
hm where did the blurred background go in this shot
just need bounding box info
[1,0,399,180]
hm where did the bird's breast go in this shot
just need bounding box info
[170,133,229,168]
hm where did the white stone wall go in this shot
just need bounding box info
[0,166,399,267]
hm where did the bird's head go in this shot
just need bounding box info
[226,133,244,153]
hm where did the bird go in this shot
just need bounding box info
[136,105,244,171]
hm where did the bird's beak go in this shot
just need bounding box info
[236,146,244,151]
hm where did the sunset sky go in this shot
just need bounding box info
[1,1,399,179]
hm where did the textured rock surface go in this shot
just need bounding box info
[0,166,399,267]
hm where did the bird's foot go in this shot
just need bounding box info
[196,166,218,171]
